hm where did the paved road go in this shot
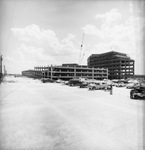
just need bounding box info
[0,77,144,150]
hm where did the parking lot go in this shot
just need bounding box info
[0,76,145,150]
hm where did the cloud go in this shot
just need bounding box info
[11,24,80,66]
[11,24,79,56]
[11,24,62,53]
[8,24,81,73]
[83,9,123,39]
[82,24,103,38]
[82,8,144,53]
[95,8,122,25]
[4,44,58,74]
[129,1,134,15]
[82,7,145,74]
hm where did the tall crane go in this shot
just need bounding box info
[78,33,85,65]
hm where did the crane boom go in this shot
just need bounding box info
[78,33,85,64]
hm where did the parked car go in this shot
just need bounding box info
[116,82,125,87]
[126,83,135,89]
[88,82,107,90]
[100,82,108,89]
[79,82,88,88]
[88,83,97,90]
[130,81,145,99]
[56,79,65,83]
[68,79,82,86]
[41,78,54,83]
[111,82,118,86]
[64,81,69,85]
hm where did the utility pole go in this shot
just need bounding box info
[0,55,3,83]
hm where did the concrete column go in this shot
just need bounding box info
[39,67,41,78]
[40,67,41,78]
[37,67,39,78]
[74,66,76,79]
[129,61,130,77]
[37,67,40,78]
[47,66,49,78]
[133,61,135,75]
[42,67,44,78]
[119,60,121,79]
[34,67,36,78]
[51,65,53,80]
[38,67,39,78]
[125,61,127,79]
[92,67,94,79]
[35,67,37,78]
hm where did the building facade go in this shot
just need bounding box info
[87,51,134,79]
[22,70,35,78]
[34,64,108,80]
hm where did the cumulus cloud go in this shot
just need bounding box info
[82,24,103,38]
[9,24,81,73]
[82,8,143,53]
[95,8,122,25]
[11,25,79,56]
[83,9,124,39]
[11,24,62,53]
[11,24,79,66]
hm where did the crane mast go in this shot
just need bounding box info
[78,33,85,64]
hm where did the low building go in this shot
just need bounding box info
[22,70,35,78]
[132,75,145,81]
[34,64,108,80]
[88,51,134,79]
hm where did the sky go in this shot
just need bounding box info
[0,0,145,74]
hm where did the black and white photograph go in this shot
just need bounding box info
[0,0,145,150]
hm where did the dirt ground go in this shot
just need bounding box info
[0,76,145,150]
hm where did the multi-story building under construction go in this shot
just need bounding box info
[34,63,108,80]
[87,51,134,79]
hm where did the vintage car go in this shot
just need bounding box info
[41,78,54,83]
[56,79,63,83]
[88,83,97,90]
[126,83,135,89]
[88,82,107,90]
[116,82,125,87]
[68,79,82,86]
[130,81,145,99]
[79,82,88,88]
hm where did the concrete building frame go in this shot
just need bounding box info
[34,64,108,80]
[87,51,134,79]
